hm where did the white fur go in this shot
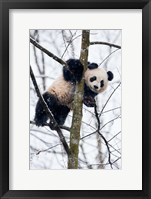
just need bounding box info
[84,68,108,93]
[47,76,75,107]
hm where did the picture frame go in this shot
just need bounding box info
[0,0,150,198]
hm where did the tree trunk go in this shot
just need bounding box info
[68,30,90,169]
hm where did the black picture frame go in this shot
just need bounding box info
[0,0,150,198]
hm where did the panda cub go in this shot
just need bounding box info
[84,63,114,107]
[34,59,83,126]
[34,59,113,126]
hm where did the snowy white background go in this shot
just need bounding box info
[30,29,121,169]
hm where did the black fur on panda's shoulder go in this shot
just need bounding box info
[63,59,84,83]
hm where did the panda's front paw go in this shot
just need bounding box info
[83,96,96,107]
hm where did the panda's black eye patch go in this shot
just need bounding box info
[90,76,96,82]
[100,80,104,87]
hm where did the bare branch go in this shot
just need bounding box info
[99,82,121,117]
[102,106,121,114]
[94,103,113,168]
[90,41,121,49]
[30,37,68,67]
[99,48,120,66]
[81,115,121,143]
[108,131,121,143]
[36,143,61,155]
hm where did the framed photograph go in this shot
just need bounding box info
[0,0,150,198]
[30,29,122,171]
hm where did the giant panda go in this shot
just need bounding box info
[34,59,113,126]
[83,62,114,107]
[34,59,83,126]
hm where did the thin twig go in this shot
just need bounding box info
[108,131,121,142]
[102,106,121,114]
[90,41,121,49]
[99,82,121,117]
[94,103,113,168]
[99,48,120,66]
[33,116,121,156]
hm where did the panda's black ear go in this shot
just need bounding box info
[88,63,98,70]
[107,71,114,81]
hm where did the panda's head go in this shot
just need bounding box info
[84,63,114,93]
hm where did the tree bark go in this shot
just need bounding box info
[68,30,90,169]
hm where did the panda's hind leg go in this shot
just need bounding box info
[34,92,70,127]
[34,99,48,126]
[34,92,57,127]
[52,105,70,126]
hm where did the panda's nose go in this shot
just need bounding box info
[94,85,98,89]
